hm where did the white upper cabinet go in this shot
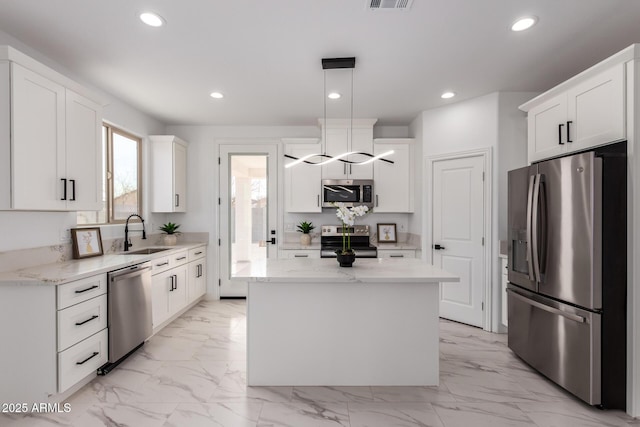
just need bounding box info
[0,54,103,211]
[284,139,322,213]
[566,64,625,151]
[150,135,188,213]
[373,138,414,213]
[523,61,626,163]
[65,89,103,211]
[319,119,376,180]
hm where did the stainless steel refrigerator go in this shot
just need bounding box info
[507,142,626,409]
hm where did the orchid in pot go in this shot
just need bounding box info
[333,202,370,266]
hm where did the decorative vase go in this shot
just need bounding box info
[300,233,311,246]
[163,234,177,246]
[336,251,356,267]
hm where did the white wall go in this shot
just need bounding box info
[418,92,533,332]
[0,31,166,251]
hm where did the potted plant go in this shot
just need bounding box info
[333,203,370,267]
[296,221,315,246]
[159,222,181,246]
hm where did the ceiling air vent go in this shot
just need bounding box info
[367,0,413,10]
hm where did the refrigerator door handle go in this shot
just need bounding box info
[526,174,536,281]
[507,289,586,323]
[531,174,542,282]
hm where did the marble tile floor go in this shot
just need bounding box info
[2,299,639,427]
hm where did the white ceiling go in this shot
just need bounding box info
[1,1,639,126]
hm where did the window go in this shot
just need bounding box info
[77,124,142,224]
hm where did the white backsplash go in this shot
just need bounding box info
[0,232,209,273]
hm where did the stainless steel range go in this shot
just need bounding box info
[320,225,377,258]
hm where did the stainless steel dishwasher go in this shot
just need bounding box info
[98,261,152,374]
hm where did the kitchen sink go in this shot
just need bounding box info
[122,248,171,255]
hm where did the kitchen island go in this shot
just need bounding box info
[234,257,459,386]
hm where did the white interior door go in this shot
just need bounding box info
[219,144,278,297]
[432,155,485,327]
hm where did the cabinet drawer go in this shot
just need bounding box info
[279,249,320,259]
[151,255,172,275]
[171,250,188,268]
[377,250,416,258]
[188,246,206,261]
[57,273,106,309]
[58,294,107,351]
[58,328,107,393]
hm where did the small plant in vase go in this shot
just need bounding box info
[159,222,181,246]
[296,221,315,246]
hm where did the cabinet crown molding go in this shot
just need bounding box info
[0,45,105,105]
[519,43,639,112]
[318,118,378,128]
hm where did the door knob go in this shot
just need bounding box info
[433,244,445,250]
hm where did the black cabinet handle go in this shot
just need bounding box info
[434,244,446,250]
[156,261,169,267]
[75,315,99,326]
[390,254,404,258]
[169,275,175,291]
[61,178,67,200]
[566,121,573,143]
[75,285,99,294]
[76,351,99,365]
[195,251,203,255]
[176,256,187,261]
[269,237,276,244]
[558,123,564,145]
[70,179,76,201]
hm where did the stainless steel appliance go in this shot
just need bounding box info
[320,224,377,258]
[99,261,153,375]
[322,179,374,208]
[507,142,626,409]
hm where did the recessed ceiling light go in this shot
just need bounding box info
[441,91,456,99]
[328,92,341,100]
[511,16,537,32]
[210,92,224,99]
[139,12,165,27]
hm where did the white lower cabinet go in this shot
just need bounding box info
[152,264,187,328]
[151,248,204,329]
[377,249,416,259]
[58,329,108,393]
[187,246,207,303]
[0,272,108,403]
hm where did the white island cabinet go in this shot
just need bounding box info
[235,258,458,386]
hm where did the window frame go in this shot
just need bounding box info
[105,124,143,224]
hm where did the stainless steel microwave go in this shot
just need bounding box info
[322,179,374,208]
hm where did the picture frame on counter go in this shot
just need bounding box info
[377,223,397,243]
[71,227,104,259]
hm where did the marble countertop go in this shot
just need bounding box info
[234,258,459,284]
[0,243,206,286]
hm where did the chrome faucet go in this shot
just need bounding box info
[124,214,146,251]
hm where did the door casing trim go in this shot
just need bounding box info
[424,147,493,332]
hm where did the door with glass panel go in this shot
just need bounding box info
[219,144,278,297]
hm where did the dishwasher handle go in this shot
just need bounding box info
[109,263,152,282]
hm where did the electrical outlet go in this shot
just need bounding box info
[59,228,71,243]
[284,223,294,232]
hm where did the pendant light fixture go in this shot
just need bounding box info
[285,57,394,168]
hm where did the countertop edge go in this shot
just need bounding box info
[0,243,208,286]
